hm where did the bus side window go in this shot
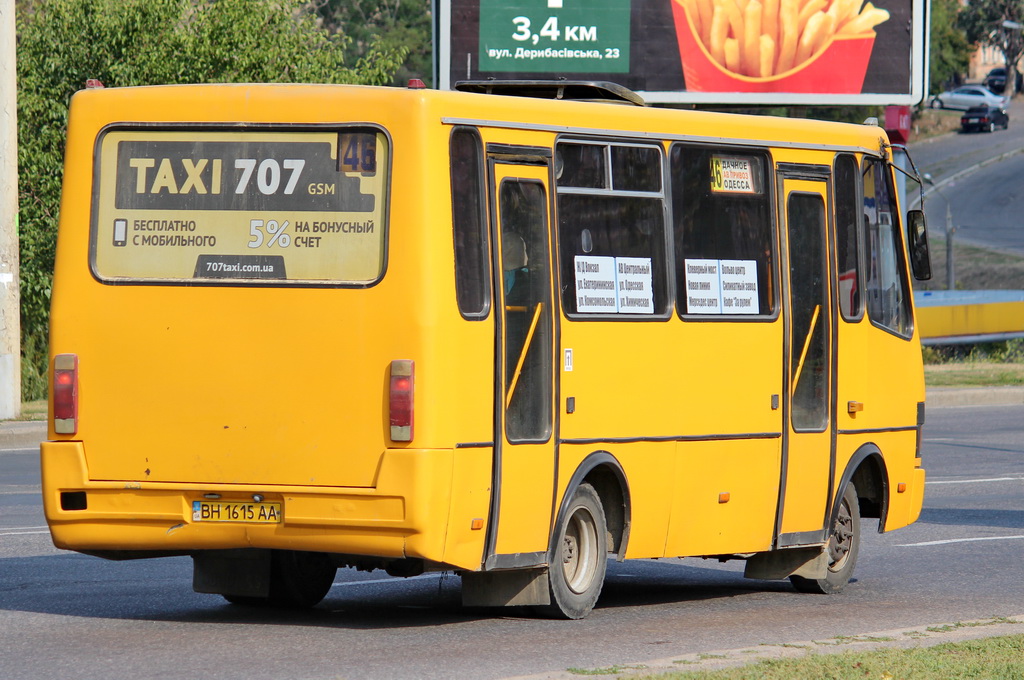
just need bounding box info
[451,128,490,319]
[834,154,863,320]
[862,159,911,337]
[671,145,775,318]
[555,141,669,317]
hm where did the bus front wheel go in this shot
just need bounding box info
[538,483,608,619]
[790,482,860,594]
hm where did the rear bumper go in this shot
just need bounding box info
[41,441,470,567]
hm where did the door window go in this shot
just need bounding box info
[500,180,552,443]
[787,193,829,431]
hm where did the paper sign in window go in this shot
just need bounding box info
[574,255,654,314]
[684,258,722,313]
[719,260,759,314]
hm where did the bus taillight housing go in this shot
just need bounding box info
[53,353,79,435]
[389,360,414,442]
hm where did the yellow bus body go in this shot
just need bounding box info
[44,82,927,615]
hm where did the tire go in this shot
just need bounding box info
[929,98,942,109]
[790,482,860,595]
[537,483,608,619]
[987,121,996,133]
[224,550,337,608]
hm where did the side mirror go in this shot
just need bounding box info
[907,209,932,281]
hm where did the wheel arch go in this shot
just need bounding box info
[836,443,890,534]
[552,451,631,561]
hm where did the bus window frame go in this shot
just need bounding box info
[833,152,866,323]
[670,142,781,323]
[861,155,915,341]
[450,126,491,320]
[88,121,393,289]
[554,136,674,322]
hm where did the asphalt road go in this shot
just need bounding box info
[2,402,1022,680]
[909,95,1024,255]
[3,108,1021,678]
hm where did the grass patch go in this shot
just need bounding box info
[635,634,1024,679]
[925,618,1020,633]
[918,239,1024,292]
[922,339,1024,387]
[569,665,647,675]
[814,635,895,646]
[20,400,46,421]
[909,107,964,142]
[925,362,1024,387]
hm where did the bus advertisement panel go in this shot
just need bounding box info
[437,0,928,105]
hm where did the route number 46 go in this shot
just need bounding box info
[340,133,377,173]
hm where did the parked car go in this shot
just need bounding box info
[984,67,1023,94]
[929,85,1007,111]
[984,67,1007,93]
[960,105,1009,133]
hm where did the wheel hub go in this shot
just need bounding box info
[562,534,578,565]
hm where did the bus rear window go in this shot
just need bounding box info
[91,127,389,285]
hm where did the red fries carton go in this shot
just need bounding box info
[671,1,876,94]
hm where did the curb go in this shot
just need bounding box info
[505,615,1024,679]
[0,420,46,450]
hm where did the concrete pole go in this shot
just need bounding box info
[0,0,22,419]
[945,204,956,291]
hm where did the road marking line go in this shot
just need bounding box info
[898,535,1024,547]
[331,573,443,589]
[0,530,51,536]
[927,476,1024,485]
[2,525,48,530]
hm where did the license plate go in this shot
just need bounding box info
[967,118,980,123]
[192,500,282,523]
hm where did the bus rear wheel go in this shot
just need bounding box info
[790,482,860,594]
[224,550,337,608]
[538,483,607,619]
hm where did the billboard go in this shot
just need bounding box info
[437,0,928,105]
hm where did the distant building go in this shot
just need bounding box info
[969,44,1007,81]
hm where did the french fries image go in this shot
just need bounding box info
[676,0,888,78]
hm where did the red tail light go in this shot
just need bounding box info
[53,354,79,434]
[389,360,414,442]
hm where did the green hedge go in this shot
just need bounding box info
[16,0,406,400]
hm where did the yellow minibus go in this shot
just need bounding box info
[43,80,932,619]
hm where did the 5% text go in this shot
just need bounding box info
[248,219,291,248]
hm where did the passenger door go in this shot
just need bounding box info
[484,154,558,570]
[777,171,836,546]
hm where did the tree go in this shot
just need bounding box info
[958,0,1024,97]
[16,0,407,400]
[315,0,433,86]
[931,0,973,93]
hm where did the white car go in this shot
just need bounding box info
[929,85,1008,111]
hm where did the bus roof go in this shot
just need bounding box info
[70,82,890,158]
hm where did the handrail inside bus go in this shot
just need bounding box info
[792,304,821,392]
[506,302,544,409]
